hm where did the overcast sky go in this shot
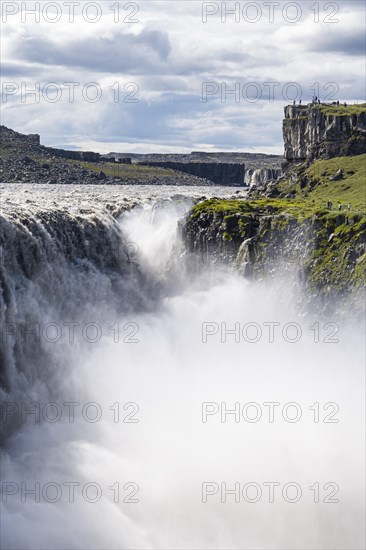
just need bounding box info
[1,0,365,154]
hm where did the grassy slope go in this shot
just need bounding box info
[305,156,366,212]
[78,161,182,181]
[190,154,366,295]
[0,139,187,182]
[311,103,366,116]
[278,154,366,213]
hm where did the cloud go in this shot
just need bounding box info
[1,0,365,152]
[0,62,44,77]
[14,29,172,74]
[311,30,365,56]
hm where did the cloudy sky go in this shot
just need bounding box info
[1,0,365,154]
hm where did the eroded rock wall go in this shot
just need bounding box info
[139,161,245,185]
[283,106,366,162]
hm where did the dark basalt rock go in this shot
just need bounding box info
[283,105,366,162]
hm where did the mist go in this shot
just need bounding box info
[1,195,365,549]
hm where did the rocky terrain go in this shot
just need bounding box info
[283,103,366,162]
[0,126,284,186]
[138,160,245,185]
[181,104,366,309]
[181,195,365,309]
[108,151,283,186]
[106,150,283,170]
[0,125,285,187]
[0,126,212,186]
[1,104,365,308]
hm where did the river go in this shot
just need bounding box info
[0,184,364,549]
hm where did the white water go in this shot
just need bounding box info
[0,190,365,549]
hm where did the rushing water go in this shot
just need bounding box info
[0,185,365,549]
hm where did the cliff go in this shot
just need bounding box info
[139,161,245,185]
[283,104,366,162]
[0,125,283,187]
[181,196,366,310]
[0,126,210,185]
[180,104,366,310]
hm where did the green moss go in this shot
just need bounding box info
[311,103,366,117]
[304,155,366,212]
[191,196,336,224]
[278,155,366,213]
[190,199,253,219]
[188,188,366,298]
[238,218,249,237]
[307,215,366,292]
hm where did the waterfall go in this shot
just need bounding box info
[0,188,364,550]
[244,168,282,187]
[0,204,150,439]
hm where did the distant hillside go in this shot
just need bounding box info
[107,151,283,170]
[0,126,210,186]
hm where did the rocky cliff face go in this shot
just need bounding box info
[283,105,366,162]
[139,161,245,185]
[180,103,366,306]
[0,125,101,162]
[0,126,210,185]
[180,199,366,311]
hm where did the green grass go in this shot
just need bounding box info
[191,197,328,221]
[278,155,366,213]
[76,161,184,181]
[189,161,366,296]
[250,197,315,218]
[311,103,366,117]
[190,198,253,218]
[286,103,366,119]
[307,215,366,292]
[305,155,366,212]
[0,145,182,182]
